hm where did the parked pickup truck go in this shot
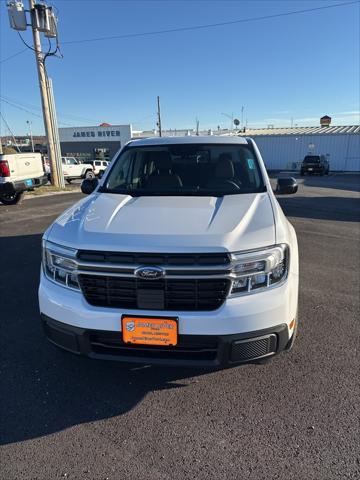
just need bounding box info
[61,157,95,183]
[83,159,110,178]
[39,136,299,367]
[300,155,329,176]
[0,152,47,205]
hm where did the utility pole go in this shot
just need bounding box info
[196,117,199,136]
[241,106,244,129]
[157,96,162,137]
[26,120,34,152]
[28,0,60,186]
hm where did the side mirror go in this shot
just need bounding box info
[81,178,99,195]
[275,177,298,195]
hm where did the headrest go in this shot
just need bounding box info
[216,156,235,179]
[154,151,172,172]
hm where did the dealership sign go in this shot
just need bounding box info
[73,130,121,138]
[59,124,132,143]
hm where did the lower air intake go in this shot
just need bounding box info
[230,334,277,362]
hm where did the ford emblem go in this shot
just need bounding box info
[135,266,165,280]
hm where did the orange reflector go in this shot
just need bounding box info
[289,319,295,330]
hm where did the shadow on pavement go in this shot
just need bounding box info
[0,234,211,446]
[278,195,360,222]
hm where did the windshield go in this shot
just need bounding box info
[304,156,320,163]
[101,144,265,196]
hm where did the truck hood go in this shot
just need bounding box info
[47,192,275,253]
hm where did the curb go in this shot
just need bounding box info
[24,189,81,200]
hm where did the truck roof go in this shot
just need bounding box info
[128,135,249,147]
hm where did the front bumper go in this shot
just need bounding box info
[301,166,324,174]
[41,314,291,367]
[39,272,297,367]
[0,175,48,194]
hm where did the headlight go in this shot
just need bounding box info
[42,240,80,290]
[230,244,289,295]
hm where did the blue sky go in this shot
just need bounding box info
[0,0,359,135]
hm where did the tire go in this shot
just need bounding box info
[66,178,72,184]
[0,191,24,205]
[85,170,95,179]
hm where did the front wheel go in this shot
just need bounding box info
[66,178,72,184]
[0,191,24,205]
[85,170,95,179]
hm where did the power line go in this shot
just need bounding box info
[1,1,357,63]
[0,94,106,125]
[0,48,28,64]
[0,112,21,151]
[0,97,73,126]
[62,1,359,45]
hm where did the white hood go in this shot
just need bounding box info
[47,192,275,253]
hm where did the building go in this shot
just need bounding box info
[59,124,132,162]
[238,125,360,171]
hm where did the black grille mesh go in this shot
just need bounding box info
[79,275,231,311]
[230,335,277,362]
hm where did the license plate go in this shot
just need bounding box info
[25,179,33,186]
[122,316,178,346]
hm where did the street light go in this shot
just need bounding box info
[26,120,34,152]
[221,112,234,132]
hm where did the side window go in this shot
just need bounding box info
[102,161,108,167]
[95,161,101,166]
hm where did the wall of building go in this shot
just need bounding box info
[60,141,121,160]
[59,124,132,161]
[251,133,360,171]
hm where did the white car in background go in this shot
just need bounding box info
[39,136,299,367]
[45,156,95,183]
[61,157,95,183]
[83,159,110,178]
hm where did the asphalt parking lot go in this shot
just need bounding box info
[0,174,359,479]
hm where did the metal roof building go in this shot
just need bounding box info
[238,125,360,171]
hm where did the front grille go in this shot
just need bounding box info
[89,332,218,361]
[79,275,231,311]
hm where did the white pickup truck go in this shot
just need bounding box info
[61,157,95,183]
[39,136,299,367]
[0,152,47,205]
